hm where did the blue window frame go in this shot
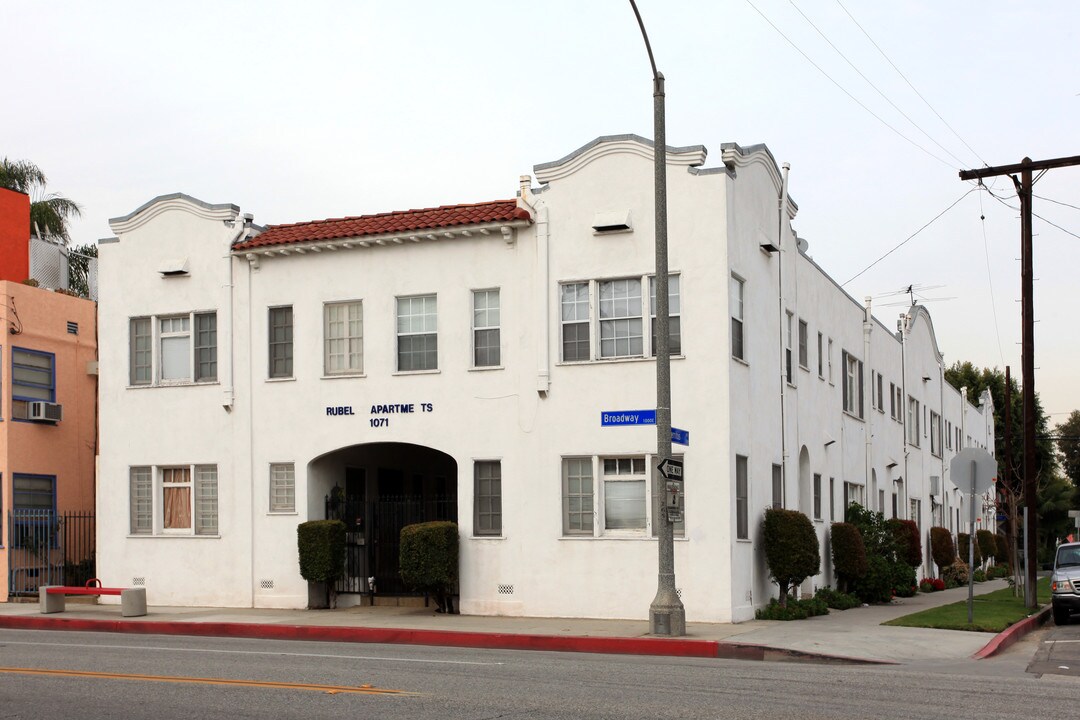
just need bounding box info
[11,474,58,550]
[12,347,55,421]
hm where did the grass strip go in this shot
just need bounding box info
[883,577,1051,633]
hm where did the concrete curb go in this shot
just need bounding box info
[972,604,1052,659]
[0,615,889,665]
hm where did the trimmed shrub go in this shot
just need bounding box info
[762,509,820,607]
[888,519,923,568]
[756,598,809,621]
[973,569,987,583]
[919,578,935,593]
[930,527,955,569]
[795,596,829,617]
[831,522,868,593]
[892,563,918,597]
[400,521,459,613]
[815,586,860,610]
[942,561,970,587]
[958,533,982,567]
[977,530,998,563]
[852,554,895,603]
[297,519,347,608]
[995,534,1010,562]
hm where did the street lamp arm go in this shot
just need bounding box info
[629,0,660,83]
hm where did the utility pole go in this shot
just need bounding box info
[630,0,685,636]
[960,154,1080,608]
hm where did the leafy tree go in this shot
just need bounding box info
[1056,410,1080,491]
[67,243,97,299]
[0,157,82,244]
[1038,474,1079,545]
[762,509,820,607]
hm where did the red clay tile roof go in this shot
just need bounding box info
[234,200,531,251]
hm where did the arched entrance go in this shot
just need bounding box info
[308,443,457,599]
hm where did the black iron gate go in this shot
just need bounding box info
[326,494,455,596]
[7,510,96,596]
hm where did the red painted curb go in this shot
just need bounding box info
[0,615,720,658]
[972,605,1052,659]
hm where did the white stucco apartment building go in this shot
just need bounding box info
[97,135,993,622]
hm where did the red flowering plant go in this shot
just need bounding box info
[931,578,945,591]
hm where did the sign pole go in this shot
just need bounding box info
[968,460,976,625]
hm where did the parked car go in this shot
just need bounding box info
[1051,542,1080,625]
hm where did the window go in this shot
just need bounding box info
[784,312,793,383]
[602,457,646,530]
[268,306,294,378]
[827,338,834,383]
[930,411,942,457]
[129,464,218,536]
[472,290,501,367]
[842,350,864,418]
[870,372,877,410]
[798,319,808,369]
[12,348,55,419]
[474,460,502,536]
[600,279,643,359]
[843,482,864,514]
[895,386,904,423]
[817,332,824,378]
[910,498,921,529]
[813,473,822,520]
[736,455,749,540]
[649,275,681,356]
[562,457,594,535]
[561,275,682,363]
[876,373,884,412]
[731,275,745,360]
[129,312,216,386]
[889,382,897,419]
[771,464,783,509]
[946,420,953,450]
[890,490,897,518]
[14,473,55,512]
[270,463,296,513]
[829,477,835,521]
[396,295,438,371]
[907,396,920,446]
[324,301,363,375]
[11,474,56,548]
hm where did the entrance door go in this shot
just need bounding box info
[341,468,367,593]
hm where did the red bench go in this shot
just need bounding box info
[40,579,147,617]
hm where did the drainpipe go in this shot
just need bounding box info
[535,201,550,395]
[223,215,251,410]
[960,386,968,542]
[900,311,911,517]
[863,297,873,508]
[777,163,790,504]
[938,352,947,527]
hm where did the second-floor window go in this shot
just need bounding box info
[397,294,438,371]
[324,301,363,375]
[129,312,216,386]
[268,306,293,379]
[560,275,681,363]
[472,289,501,367]
[842,350,863,418]
[731,275,744,360]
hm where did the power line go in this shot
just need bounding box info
[1033,193,1080,213]
[842,188,977,287]
[834,0,989,168]
[983,186,1080,241]
[977,189,1007,369]
[789,1,969,168]
[744,0,957,170]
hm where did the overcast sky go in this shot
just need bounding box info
[5,1,1078,422]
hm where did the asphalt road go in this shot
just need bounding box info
[1027,616,1080,678]
[0,628,1074,719]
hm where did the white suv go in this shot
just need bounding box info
[1051,542,1080,626]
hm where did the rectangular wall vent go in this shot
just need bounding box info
[132,577,145,586]
[260,579,275,590]
[497,584,514,595]
[66,321,78,334]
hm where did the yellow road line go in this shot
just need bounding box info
[0,667,414,696]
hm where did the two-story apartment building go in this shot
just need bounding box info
[97,135,992,621]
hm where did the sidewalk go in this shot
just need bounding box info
[0,579,1039,665]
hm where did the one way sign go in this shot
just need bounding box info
[657,458,683,480]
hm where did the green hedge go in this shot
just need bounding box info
[995,534,1010,562]
[958,533,982,567]
[400,521,459,612]
[977,530,998,563]
[930,526,955,569]
[888,519,922,568]
[762,509,820,607]
[297,520,346,584]
[830,522,868,593]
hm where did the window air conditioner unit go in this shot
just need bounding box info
[28,401,63,423]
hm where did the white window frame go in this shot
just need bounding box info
[907,396,921,446]
[561,454,680,538]
[798,319,809,370]
[784,311,794,384]
[268,305,294,379]
[472,289,501,368]
[474,459,502,536]
[817,331,824,378]
[130,464,218,537]
[130,312,217,387]
[736,455,749,540]
[324,301,364,376]
[559,274,682,363]
[842,350,864,419]
[396,294,438,372]
[731,274,745,361]
[599,278,643,359]
[269,463,296,513]
[827,338,834,384]
[930,411,942,457]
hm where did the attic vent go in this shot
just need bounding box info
[260,579,275,590]
[132,577,146,586]
[591,210,633,234]
[66,321,78,334]
[159,258,190,277]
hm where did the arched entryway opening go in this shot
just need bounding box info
[308,443,457,600]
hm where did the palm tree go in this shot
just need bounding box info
[0,157,82,244]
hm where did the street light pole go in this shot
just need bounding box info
[629,0,685,637]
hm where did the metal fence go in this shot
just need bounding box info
[28,237,98,300]
[326,495,456,596]
[7,511,96,596]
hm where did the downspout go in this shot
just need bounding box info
[533,190,550,395]
[863,297,872,508]
[777,163,790,504]
[960,386,968,540]
[900,311,911,520]
[938,353,947,527]
[223,215,251,410]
